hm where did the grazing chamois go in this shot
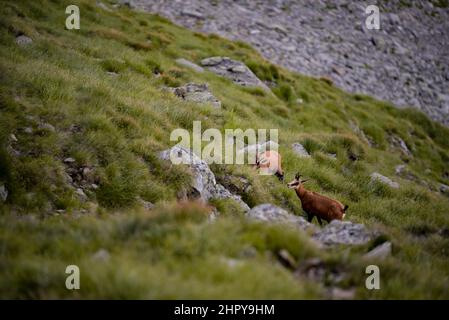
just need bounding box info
[287,173,348,225]
[256,150,284,181]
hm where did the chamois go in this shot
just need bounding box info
[256,150,284,181]
[287,173,347,225]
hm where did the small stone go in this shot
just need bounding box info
[440,184,449,196]
[175,58,204,73]
[0,184,8,202]
[230,65,247,73]
[172,83,221,108]
[271,24,288,34]
[23,127,33,134]
[364,242,392,260]
[64,157,76,163]
[181,9,204,19]
[75,188,87,200]
[395,164,406,175]
[10,134,18,142]
[329,287,356,300]
[91,183,99,189]
[97,1,112,12]
[292,143,310,157]
[370,172,400,189]
[139,198,155,210]
[15,35,33,46]
[38,123,55,132]
[119,0,136,9]
[92,248,110,262]
[106,71,118,77]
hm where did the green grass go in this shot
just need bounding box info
[0,0,449,299]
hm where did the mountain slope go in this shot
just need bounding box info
[0,0,449,299]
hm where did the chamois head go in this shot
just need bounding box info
[287,172,310,189]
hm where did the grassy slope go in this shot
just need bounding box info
[0,0,448,298]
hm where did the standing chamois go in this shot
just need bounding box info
[287,173,348,225]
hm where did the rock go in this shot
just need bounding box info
[15,35,33,46]
[328,287,356,300]
[395,164,419,182]
[292,143,310,157]
[216,175,252,194]
[38,123,55,132]
[119,0,136,9]
[138,198,155,210]
[246,203,313,231]
[395,164,406,175]
[91,249,110,262]
[10,134,18,142]
[23,127,33,134]
[200,56,224,66]
[200,56,269,90]
[97,1,112,11]
[159,146,250,212]
[75,188,87,201]
[106,71,118,77]
[239,246,258,258]
[172,83,221,108]
[440,184,449,196]
[277,249,297,269]
[64,157,76,163]
[349,121,373,146]
[313,220,372,246]
[212,184,250,212]
[0,184,8,202]
[181,9,203,19]
[296,258,347,284]
[364,242,392,260]
[175,58,204,73]
[390,135,411,156]
[370,172,400,189]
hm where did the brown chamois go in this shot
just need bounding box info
[255,150,284,181]
[287,173,348,225]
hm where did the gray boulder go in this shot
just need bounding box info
[159,146,249,212]
[175,58,204,73]
[313,220,372,246]
[292,143,310,157]
[390,135,411,156]
[246,204,314,231]
[171,83,221,108]
[370,172,400,189]
[200,57,270,90]
[364,241,392,260]
[247,204,373,246]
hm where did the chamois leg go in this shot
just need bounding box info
[307,213,314,223]
[316,216,323,226]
